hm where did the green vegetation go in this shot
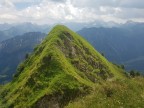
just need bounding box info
[129,70,141,77]
[66,77,144,108]
[0,25,143,108]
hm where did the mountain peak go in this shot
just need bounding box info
[45,24,72,40]
[0,25,125,108]
[53,24,66,28]
[50,24,69,32]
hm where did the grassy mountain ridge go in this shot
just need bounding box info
[0,25,143,108]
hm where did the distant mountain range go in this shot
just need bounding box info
[0,32,46,83]
[0,23,50,42]
[78,22,144,73]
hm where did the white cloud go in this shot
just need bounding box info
[0,0,144,24]
[1,0,15,8]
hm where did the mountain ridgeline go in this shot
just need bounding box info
[0,25,144,108]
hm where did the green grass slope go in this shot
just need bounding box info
[0,25,142,108]
[66,77,144,108]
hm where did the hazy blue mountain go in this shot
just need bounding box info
[0,32,46,83]
[0,23,13,31]
[63,21,120,31]
[0,31,13,42]
[78,22,144,73]
[0,23,50,42]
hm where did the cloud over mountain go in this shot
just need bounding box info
[0,0,144,24]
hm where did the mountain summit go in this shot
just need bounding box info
[0,25,136,108]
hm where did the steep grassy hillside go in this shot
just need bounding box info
[0,25,143,108]
[66,77,144,108]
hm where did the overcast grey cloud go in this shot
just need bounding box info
[0,0,144,24]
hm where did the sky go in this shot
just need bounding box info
[0,0,144,24]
